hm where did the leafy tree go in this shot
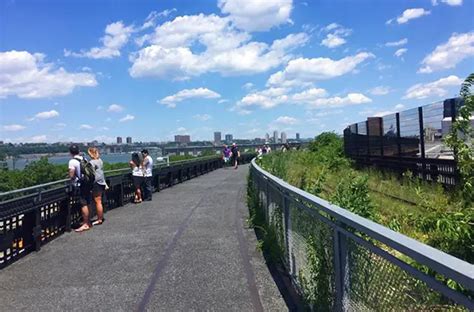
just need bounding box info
[445,73,474,205]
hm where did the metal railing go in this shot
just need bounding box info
[344,98,465,185]
[0,154,255,269]
[249,158,473,310]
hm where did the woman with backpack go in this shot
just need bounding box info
[130,152,144,203]
[88,147,108,226]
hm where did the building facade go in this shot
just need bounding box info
[273,131,279,143]
[225,134,233,143]
[116,137,122,144]
[296,133,300,140]
[214,132,221,145]
[281,132,287,144]
[126,137,132,144]
[175,135,191,144]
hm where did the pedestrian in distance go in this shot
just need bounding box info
[130,152,144,203]
[68,144,93,232]
[230,143,240,170]
[87,147,108,226]
[222,144,231,167]
[142,149,153,201]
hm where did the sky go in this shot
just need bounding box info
[0,0,473,143]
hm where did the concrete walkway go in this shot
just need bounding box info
[0,165,288,311]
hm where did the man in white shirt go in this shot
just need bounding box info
[142,149,153,201]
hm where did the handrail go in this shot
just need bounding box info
[0,155,221,198]
[250,158,474,291]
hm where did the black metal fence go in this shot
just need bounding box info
[250,159,473,311]
[344,98,466,185]
[0,154,254,269]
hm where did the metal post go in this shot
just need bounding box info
[118,179,124,207]
[366,120,370,163]
[355,123,359,158]
[333,228,348,312]
[396,113,401,157]
[418,107,426,180]
[65,184,73,232]
[33,191,43,251]
[379,117,384,157]
[157,175,160,192]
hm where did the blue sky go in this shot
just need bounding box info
[1,0,473,143]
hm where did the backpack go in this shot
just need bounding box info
[75,156,95,185]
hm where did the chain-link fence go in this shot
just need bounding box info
[250,159,473,311]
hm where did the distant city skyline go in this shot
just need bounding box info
[1,0,473,143]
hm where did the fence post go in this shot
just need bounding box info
[65,184,73,232]
[379,117,384,157]
[366,120,370,164]
[334,228,348,312]
[33,190,42,252]
[418,107,426,180]
[355,123,359,158]
[396,113,401,157]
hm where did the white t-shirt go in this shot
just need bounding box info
[132,165,144,177]
[68,155,83,183]
[144,155,153,177]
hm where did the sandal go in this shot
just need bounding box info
[92,219,104,226]
[75,223,91,232]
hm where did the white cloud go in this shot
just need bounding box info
[218,0,293,31]
[267,52,374,87]
[129,14,308,79]
[218,99,229,104]
[307,93,372,108]
[394,104,405,110]
[107,104,124,112]
[159,88,221,108]
[119,114,135,122]
[321,23,352,48]
[395,48,408,58]
[140,9,177,31]
[193,114,212,121]
[64,21,134,59]
[79,124,93,130]
[418,32,474,73]
[369,86,392,95]
[432,0,463,6]
[0,50,97,99]
[403,75,463,99]
[237,87,289,109]
[275,116,298,125]
[387,8,430,25]
[242,82,255,90]
[29,110,60,120]
[30,135,47,143]
[385,38,408,47]
[292,88,328,102]
[3,124,26,132]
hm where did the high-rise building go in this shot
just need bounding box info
[225,134,233,143]
[116,137,122,144]
[281,132,287,144]
[175,135,191,144]
[265,133,270,142]
[296,133,300,140]
[273,131,279,143]
[214,132,221,145]
[126,137,132,144]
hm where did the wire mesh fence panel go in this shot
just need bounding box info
[288,198,336,310]
[345,236,469,311]
[423,101,450,159]
[383,113,398,156]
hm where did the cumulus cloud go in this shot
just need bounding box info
[3,124,26,132]
[431,0,462,6]
[321,23,352,48]
[307,93,372,109]
[369,86,392,95]
[394,104,405,110]
[159,88,221,108]
[29,135,47,143]
[403,75,463,99]
[64,21,134,59]
[107,104,124,112]
[0,50,97,99]
[267,52,374,87]
[193,114,212,121]
[395,48,408,58]
[79,124,93,130]
[292,88,328,102]
[129,14,308,79]
[218,0,293,31]
[275,116,298,125]
[385,38,408,47]
[119,114,135,122]
[29,110,60,121]
[237,87,289,109]
[418,32,474,73]
[140,9,177,31]
[386,8,430,25]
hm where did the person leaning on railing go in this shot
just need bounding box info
[87,147,108,225]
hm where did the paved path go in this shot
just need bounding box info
[0,165,288,311]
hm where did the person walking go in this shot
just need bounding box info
[130,152,144,203]
[142,149,153,201]
[68,144,93,232]
[230,143,240,170]
[222,144,231,167]
[88,147,108,225]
